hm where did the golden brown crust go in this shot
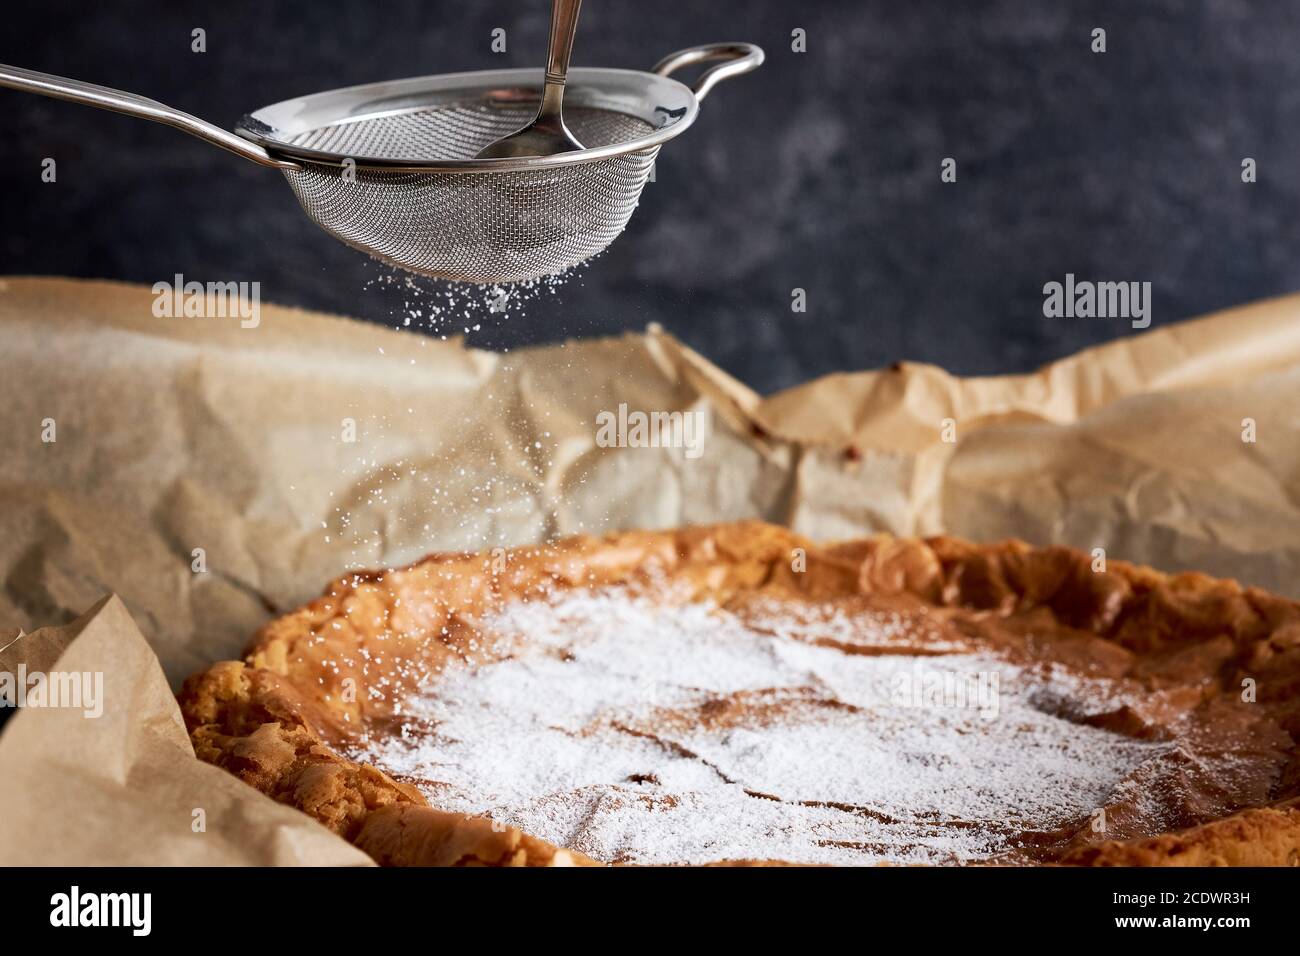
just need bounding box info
[353,805,598,867]
[1055,801,1300,867]
[177,521,1300,867]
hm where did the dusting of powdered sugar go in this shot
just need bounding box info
[353,589,1174,865]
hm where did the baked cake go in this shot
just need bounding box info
[177,522,1300,866]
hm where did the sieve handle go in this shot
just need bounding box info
[0,62,302,170]
[651,43,765,102]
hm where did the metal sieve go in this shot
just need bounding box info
[0,43,763,284]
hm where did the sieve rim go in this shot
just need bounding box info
[236,66,698,174]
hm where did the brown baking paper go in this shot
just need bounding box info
[0,596,371,865]
[1,275,1298,864]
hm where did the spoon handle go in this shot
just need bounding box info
[540,0,582,117]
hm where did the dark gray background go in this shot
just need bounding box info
[1,0,1297,392]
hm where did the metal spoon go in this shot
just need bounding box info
[476,0,584,159]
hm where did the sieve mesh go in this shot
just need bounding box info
[281,104,658,283]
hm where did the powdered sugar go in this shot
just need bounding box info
[355,589,1174,865]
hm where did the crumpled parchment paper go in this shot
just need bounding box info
[1,275,1297,864]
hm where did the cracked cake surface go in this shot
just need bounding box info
[178,522,1300,866]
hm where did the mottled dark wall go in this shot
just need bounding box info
[2,0,1298,391]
